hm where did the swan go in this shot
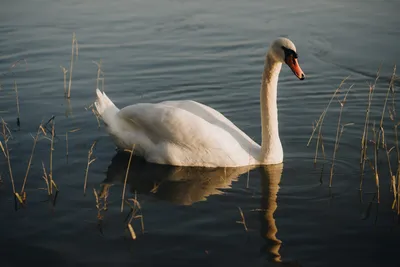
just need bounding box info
[95,37,305,167]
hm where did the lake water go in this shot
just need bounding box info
[1,0,400,266]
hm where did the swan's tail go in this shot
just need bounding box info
[95,88,117,116]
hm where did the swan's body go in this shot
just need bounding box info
[96,95,261,166]
[95,38,305,167]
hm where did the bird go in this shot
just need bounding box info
[95,37,305,167]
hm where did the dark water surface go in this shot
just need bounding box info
[1,0,400,266]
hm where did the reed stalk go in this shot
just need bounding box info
[41,161,58,198]
[359,66,381,189]
[394,124,400,212]
[42,161,49,192]
[93,60,104,92]
[371,122,380,202]
[13,81,20,127]
[384,143,395,192]
[93,188,104,220]
[0,119,18,203]
[236,206,248,231]
[329,85,353,187]
[121,144,135,212]
[48,119,55,195]
[60,66,68,96]
[397,169,400,215]
[307,76,349,164]
[20,124,42,195]
[388,65,400,214]
[381,66,398,207]
[377,68,395,149]
[125,193,144,239]
[66,132,68,160]
[83,140,97,195]
[67,32,78,98]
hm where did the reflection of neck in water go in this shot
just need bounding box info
[101,153,299,265]
[260,164,283,263]
[259,164,302,267]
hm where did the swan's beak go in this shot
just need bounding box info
[285,56,305,80]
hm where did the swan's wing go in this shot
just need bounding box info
[160,100,259,147]
[118,102,227,148]
[117,101,259,166]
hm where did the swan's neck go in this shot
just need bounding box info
[259,54,283,164]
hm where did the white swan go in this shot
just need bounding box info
[95,37,305,167]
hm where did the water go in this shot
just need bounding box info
[1,0,400,266]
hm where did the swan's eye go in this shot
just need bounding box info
[281,46,298,59]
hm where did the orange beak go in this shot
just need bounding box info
[285,55,305,80]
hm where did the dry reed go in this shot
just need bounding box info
[393,123,400,212]
[329,85,353,187]
[60,65,68,96]
[385,66,400,212]
[41,161,58,198]
[236,206,248,232]
[20,124,42,196]
[67,32,79,98]
[359,67,381,189]
[93,187,109,225]
[83,140,97,195]
[316,65,400,214]
[0,119,21,205]
[13,81,20,127]
[92,188,103,234]
[367,122,380,202]
[48,119,55,195]
[35,118,60,204]
[124,193,144,239]
[41,161,49,190]
[65,132,68,160]
[374,67,398,204]
[377,68,395,149]
[93,60,105,92]
[150,182,160,194]
[307,76,350,164]
[121,145,136,212]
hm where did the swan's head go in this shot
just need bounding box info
[269,38,305,80]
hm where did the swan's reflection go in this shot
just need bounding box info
[101,152,254,205]
[101,152,300,266]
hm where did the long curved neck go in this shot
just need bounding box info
[259,53,283,164]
